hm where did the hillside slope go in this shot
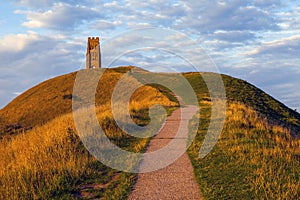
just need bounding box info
[0,67,178,136]
[0,66,300,199]
[1,69,300,137]
[0,67,178,199]
[183,72,300,133]
[188,101,300,199]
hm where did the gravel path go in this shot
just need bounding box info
[129,105,202,200]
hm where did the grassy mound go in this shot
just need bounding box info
[1,67,300,199]
[0,80,177,200]
[0,67,177,136]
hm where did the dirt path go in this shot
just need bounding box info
[129,105,202,200]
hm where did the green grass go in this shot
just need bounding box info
[188,102,300,199]
[221,74,300,128]
[183,72,300,199]
[183,72,300,129]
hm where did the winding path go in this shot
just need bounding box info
[129,105,202,200]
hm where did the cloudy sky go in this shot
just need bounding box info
[0,0,300,110]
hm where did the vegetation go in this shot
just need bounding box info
[0,108,141,199]
[221,74,300,128]
[2,70,299,136]
[0,67,144,135]
[0,67,177,199]
[188,102,300,199]
[183,72,300,199]
[183,72,300,130]
[1,67,300,199]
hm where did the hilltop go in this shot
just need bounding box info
[1,67,299,136]
[0,66,174,136]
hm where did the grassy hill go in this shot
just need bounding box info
[1,68,299,137]
[0,67,178,199]
[0,66,299,199]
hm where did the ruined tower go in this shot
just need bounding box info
[86,37,101,69]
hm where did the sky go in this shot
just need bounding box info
[0,0,300,111]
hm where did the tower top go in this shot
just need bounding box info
[87,37,100,51]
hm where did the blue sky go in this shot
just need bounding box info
[0,0,300,110]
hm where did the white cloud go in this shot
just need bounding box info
[0,31,40,52]
[126,22,152,29]
[0,32,84,108]
[103,1,119,8]
[276,5,300,30]
[15,2,102,31]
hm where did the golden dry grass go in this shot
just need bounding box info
[224,103,300,198]
[0,78,177,199]
[0,67,177,134]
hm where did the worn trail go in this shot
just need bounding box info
[129,105,202,200]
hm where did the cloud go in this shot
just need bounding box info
[103,1,123,8]
[12,0,53,8]
[177,0,280,33]
[108,48,194,73]
[12,0,95,8]
[100,0,186,29]
[247,35,300,60]
[15,2,102,31]
[90,20,122,30]
[276,5,300,30]
[210,30,256,43]
[126,22,152,29]
[214,33,300,110]
[0,31,41,52]
[0,31,84,108]
[245,67,300,110]
[253,0,283,8]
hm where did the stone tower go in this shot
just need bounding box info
[86,37,101,69]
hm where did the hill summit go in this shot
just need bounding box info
[1,66,299,136]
